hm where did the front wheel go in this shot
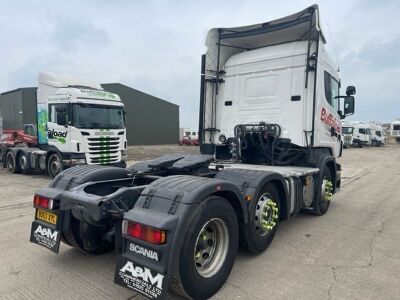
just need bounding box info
[47,153,64,178]
[171,196,238,300]
[241,183,280,254]
[312,167,333,216]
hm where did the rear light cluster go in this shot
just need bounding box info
[122,221,166,245]
[33,194,54,210]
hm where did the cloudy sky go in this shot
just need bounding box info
[1,0,399,129]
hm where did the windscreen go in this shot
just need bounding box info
[376,131,381,137]
[342,127,354,134]
[72,104,124,129]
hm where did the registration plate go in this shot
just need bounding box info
[36,209,57,225]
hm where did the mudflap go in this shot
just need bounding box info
[114,255,167,299]
[30,220,61,253]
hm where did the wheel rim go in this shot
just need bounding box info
[321,179,333,202]
[6,154,15,171]
[49,156,61,176]
[254,193,278,236]
[194,218,229,278]
[19,155,28,170]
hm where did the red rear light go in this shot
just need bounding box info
[123,221,166,245]
[33,194,54,210]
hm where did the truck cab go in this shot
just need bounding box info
[200,5,354,165]
[370,124,385,146]
[391,120,400,143]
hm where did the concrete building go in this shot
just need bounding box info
[0,84,179,146]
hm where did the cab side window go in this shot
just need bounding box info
[324,71,339,111]
[49,104,70,126]
[359,128,365,134]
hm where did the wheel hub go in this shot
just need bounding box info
[194,218,229,278]
[321,179,333,201]
[255,193,278,235]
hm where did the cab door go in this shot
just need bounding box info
[47,103,72,152]
[316,66,342,157]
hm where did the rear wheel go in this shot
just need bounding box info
[18,152,31,174]
[171,196,238,300]
[241,183,280,254]
[61,213,114,254]
[47,153,64,178]
[6,151,20,174]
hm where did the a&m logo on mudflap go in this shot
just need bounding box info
[34,225,58,240]
[30,222,60,252]
[117,260,164,299]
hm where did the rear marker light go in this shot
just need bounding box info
[33,195,54,210]
[122,221,166,245]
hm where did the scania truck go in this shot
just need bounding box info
[0,73,127,177]
[29,5,355,299]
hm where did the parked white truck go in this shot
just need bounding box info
[0,73,127,177]
[342,121,371,148]
[370,123,385,146]
[391,120,400,143]
[30,5,355,299]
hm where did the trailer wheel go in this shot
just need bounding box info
[241,183,280,254]
[312,167,333,216]
[6,151,20,174]
[47,153,64,178]
[171,196,238,300]
[18,152,30,174]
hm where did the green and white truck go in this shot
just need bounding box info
[0,72,127,177]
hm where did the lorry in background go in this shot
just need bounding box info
[342,121,371,148]
[0,73,127,177]
[391,120,400,143]
[370,123,385,146]
[29,6,356,299]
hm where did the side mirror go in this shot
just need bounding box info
[344,96,355,117]
[346,86,356,96]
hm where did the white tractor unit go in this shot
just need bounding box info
[1,72,127,177]
[30,6,356,300]
[342,121,371,148]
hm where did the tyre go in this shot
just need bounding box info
[371,140,377,147]
[47,153,64,178]
[61,213,114,254]
[171,196,238,300]
[18,152,31,174]
[241,183,280,254]
[312,167,333,216]
[6,151,20,174]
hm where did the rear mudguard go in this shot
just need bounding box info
[118,170,289,284]
[34,165,137,238]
